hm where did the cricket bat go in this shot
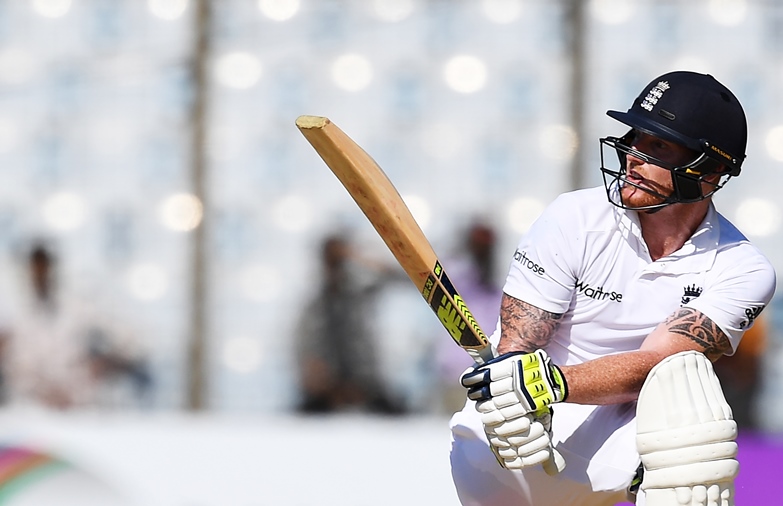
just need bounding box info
[295,115,565,474]
[296,115,493,364]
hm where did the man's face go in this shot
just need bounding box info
[620,131,699,209]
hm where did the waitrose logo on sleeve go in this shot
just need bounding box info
[513,249,545,276]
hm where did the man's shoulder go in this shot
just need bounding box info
[546,186,615,228]
[714,212,748,243]
[554,186,607,206]
[715,211,763,251]
[714,212,775,272]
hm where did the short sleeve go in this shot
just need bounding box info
[686,245,776,354]
[503,193,580,314]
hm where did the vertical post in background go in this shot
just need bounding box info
[566,0,587,190]
[187,0,211,411]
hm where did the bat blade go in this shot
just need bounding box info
[295,115,493,364]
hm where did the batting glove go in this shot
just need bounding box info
[480,405,560,471]
[460,350,568,474]
[460,349,568,418]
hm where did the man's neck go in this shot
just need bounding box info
[637,200,711,261]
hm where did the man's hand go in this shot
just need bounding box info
[461,350,568,416]
[460,350,568,474]
[480,406,561,471]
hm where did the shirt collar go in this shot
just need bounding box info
[671,203,720,260]
[614,201,720,273]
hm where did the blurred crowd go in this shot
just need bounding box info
[292,222,503,417]
[0,241,152,412]
[0,227,769,435]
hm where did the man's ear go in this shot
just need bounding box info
[704,164,729,183]
[691,158,727,181]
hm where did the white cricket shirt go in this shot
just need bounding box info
[452,186,776,499]
[499,186,775,362]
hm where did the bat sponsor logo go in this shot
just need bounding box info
[422,275,435,300]
[427,264,486,347]
[452,294,486,345]
[434,289,467,341]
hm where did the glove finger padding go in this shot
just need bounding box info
[478,399,563,473]
[486,417,554,470]
[637,351,738,506]
[495,415,536,437]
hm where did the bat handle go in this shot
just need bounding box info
[470,346,496,365]
[542,447,566,476]
[532,406,565,476]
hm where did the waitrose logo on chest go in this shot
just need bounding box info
[575,279,623,302]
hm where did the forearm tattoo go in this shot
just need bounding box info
[664,308,731,360]
[499,294,563,353]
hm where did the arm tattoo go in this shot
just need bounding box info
[499,294,563,353]
[664,308,731,360]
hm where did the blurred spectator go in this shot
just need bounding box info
[0,242,151,410]
[293,233,406,415]
[713,314,768,431]
[0,302,12,405]
[434,221,503,415]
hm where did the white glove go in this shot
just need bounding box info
[460,350,568,475]
[461,350,568,416]
[478,403,560,471]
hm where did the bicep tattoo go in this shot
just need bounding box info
[664,308,732,360]
[499,293,563,353]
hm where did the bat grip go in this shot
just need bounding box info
[471,346,496,365]
[542,447,566,476]
[532,406,566,476]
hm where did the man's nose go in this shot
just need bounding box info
[626,148,646,167]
